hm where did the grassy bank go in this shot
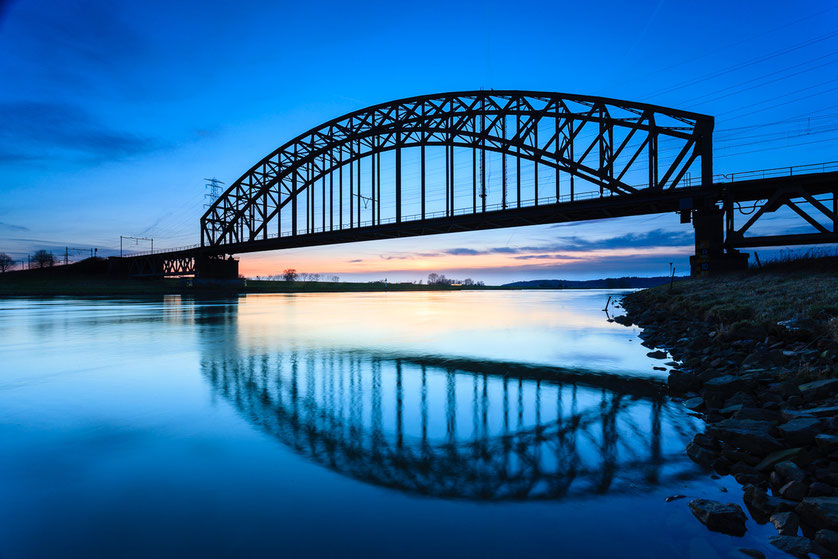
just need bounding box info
[0,275,500,296]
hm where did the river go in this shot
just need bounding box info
[0,291,781,558]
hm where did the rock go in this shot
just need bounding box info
[705,375,755,395]
[706,419,783,455]
[744,484,797,522]
[778,418,822,446]
[816,529,838,554]
[769,535,824,558]
[816,434,838,454]
[687,442,717,467]
[735,549,765,559]
[779,481,808,502]
[669,371,700,393]
[665,494,686,502]
[776,461,807,484]
[810,482,835,497]
[796,497,838,531]
[684,397,705,411]
[726,392,758,407]
[785,405,838,419]
[688,499,748,536]
[613,315,632,326]
[735,407,783,422]
[720,404,745,415]
[770,511,800,535]
[798,379,838,400]
[647,350,668,359]
[756,448,802,472]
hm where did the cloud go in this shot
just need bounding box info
[0,221,29,232]
[436,229,692,259]
[347,259,363,263]
[0,101,163,163]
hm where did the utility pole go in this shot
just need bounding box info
[204,178,225,209]
[120,236,153,257]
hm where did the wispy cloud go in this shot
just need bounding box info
[0,221,29,232]
[0,101,163,164]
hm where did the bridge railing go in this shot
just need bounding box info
[122,243,200,258]
[712,160,838,184]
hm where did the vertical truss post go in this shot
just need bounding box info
[421,143,426,220]
[349,142,354,228]
[370,145,375,226]
[292,167,298,236]
[338,149,343,230]
[445,142,450,216]
[502,112,507,209]
[329,151,334,231]
[376,150,381,224]
[396,129,402,223]
[534,119,539,205]
[648,114,658,190]
[516,100,521,208]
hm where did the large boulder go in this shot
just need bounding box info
[796,497,838,531]
[798,379,838,401]
[688,499,748,536]
[770,511,800,536]
[668,371,700,393]
[769,535,827,558]
[706,419,783,455]
[744,484,797,523]
[816,529,838,554]
[778,417,822,446]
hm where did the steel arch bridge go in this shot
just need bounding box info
[201,90,714,250]
[111,90,838,278]
[202,347,703,501]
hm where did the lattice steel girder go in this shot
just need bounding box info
[201,91,713,247]
[726,184,837,249]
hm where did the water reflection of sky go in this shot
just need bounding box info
[0,293,783,559]
[221,289,661,377]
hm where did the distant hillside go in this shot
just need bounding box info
[503,276,684,289]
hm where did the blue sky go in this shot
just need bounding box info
[1,0,837,282]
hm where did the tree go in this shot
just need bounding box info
[282,268,298,282]
[427,273,439,285]
[463,278,474,286]
[32,250,55,268]
[0,253,13,272]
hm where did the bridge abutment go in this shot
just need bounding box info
[690,206,748,276]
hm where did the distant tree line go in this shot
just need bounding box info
[426,273,483,286]
[252,269,340,282]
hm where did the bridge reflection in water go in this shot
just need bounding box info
[201,340,702,502]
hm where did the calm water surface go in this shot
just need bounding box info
[0,291,781,558]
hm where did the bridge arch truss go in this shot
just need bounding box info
[201,91,714,250]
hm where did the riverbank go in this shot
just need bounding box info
[621,268,838,557]
[0,275,497,296]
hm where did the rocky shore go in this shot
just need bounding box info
[620,270,838,558]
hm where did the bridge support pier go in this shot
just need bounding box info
[196,255,239,279]
[690,206,748,277]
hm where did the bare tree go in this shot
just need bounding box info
[0,253,13,272]
[463,278,474,286]
[32,250,55,268]
[427,273,439,285]
[282,268,298,282]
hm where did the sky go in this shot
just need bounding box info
[1,0,837,283]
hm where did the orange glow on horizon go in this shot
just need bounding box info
[238,245,693,278]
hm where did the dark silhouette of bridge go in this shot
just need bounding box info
[112,91,838,278]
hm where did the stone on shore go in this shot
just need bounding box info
[743,484,797,522]
[798,379,838,401]
[769,535,826,558]
[815,434,838,454]
[706,419,783,455]
[778,417,822,446]
[688,499,748,536]
[796,497,838,531]
[770,511,800,536]
[816,529,838,554]
[755,448,802,472]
